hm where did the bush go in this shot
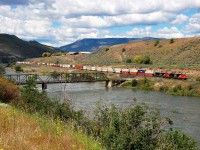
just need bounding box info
[15,65,23,72]
[20,77,83,121]
[122,48,126,52]
[134,55,152,64]
[42,52,52,57]
[159,130,198,149]
[132,79,138,87]
[105,48,109,51]
[154,40,160,46]
[80,102,198,150]
[126,58,132,63]
[0,77,20,103]
[170,38,175,44]
[159,86,169,92]
[0,66,5,76]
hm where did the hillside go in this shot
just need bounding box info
[59,37,161,52]
[0,34,57,62]
[76,37,200,68]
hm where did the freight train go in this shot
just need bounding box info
[17,62,187,80]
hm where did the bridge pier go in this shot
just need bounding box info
[105,80,113,88]
[42,83,47,90]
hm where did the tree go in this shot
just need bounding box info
[154,40,160,46]
[134,55,152,64]
[105,48,109,51]
[126,58,132,63]
[42,52,52,57]
[170,38,174,44]
[0,66,5,76]
[15,65,23,72]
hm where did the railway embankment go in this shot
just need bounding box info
[121,77,200,97]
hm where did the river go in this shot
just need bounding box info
[46,82,200,147]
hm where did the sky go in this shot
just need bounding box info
[0,0,200,47]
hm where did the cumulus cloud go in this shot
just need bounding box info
[126,26,184,39]
[171,14,188,24]
[185,13,200,34]
[0,0,200,46]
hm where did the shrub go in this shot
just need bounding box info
[134,55,152,64]
[159,130,198,149]
[159,86,169,92]
[0,77,20,103]
[122,48,126,52]
[15,65,23,72]
[170,38,175,44]
[0,66,5,76]
[81,102,198,150]
[126,58,132,63]
[20,77,83,121]
[42,52,52,57]
[132,79,138,87]
[105,48,109,51]
[196,77,200,81]
[154,40,160,46]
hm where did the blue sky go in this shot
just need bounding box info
[0,0,200,47]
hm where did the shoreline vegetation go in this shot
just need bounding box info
[0,73,199,149]
[121,77,200,97]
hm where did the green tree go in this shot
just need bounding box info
[42,52,52,57]
[0,66,5,76]
[134,55,152,64]
[126,58,132,63]
[105,48,109,51]
[170,38,175,44]
[154,40,160,46]
[15,65,23,72]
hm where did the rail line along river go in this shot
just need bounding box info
[46,82,200,147]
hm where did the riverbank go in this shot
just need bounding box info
[122,77,200,97]
[0,103,101,150]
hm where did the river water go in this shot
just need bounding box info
[46,82,200,146]
[4,68,200,146]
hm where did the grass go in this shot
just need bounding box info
[0,103,102,150]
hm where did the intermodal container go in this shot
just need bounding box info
[137,70,145,76]
[121,69,129,74]
[145,70,154,77]
[130,68,138,75]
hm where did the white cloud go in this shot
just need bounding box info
[185,13,200,34]
[0,0,200,46]
[156,27,184,38]
[126,26,184,39]
[126,26,152,37]
[171,14,188,24]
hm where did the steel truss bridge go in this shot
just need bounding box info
[3,73,109,89]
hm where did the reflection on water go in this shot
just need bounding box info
[47,82,200,147]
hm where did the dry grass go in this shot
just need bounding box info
[0,104,102,150]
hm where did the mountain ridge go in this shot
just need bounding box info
[59,37,162,52]
[0,34,58,62]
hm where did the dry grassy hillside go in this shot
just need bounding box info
[76,37,200,68]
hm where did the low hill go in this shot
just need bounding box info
[76,37,200,68]
[59,37,160,52]
[0,34,58,62]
